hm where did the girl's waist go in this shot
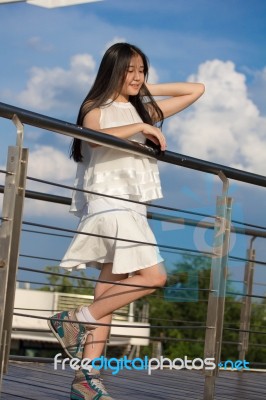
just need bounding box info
[84,195,147,216]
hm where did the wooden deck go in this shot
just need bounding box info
[1,361,265,399]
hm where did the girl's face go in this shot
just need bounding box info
[116,54,145,102]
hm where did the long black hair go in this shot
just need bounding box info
[70,43,164,162]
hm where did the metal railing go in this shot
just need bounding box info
[0,101,265,400]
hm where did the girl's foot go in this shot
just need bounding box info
[48,307,95,359]
[71,368,114,399]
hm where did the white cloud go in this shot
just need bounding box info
[166,60,266,175]
[27,36,54,52]
[16,54,96,114]
[248,66,266,115]
[24,145,76,217]
[0,145,75,217]
[27,145,75,181]
[147,65,159,84]
[14,49,161,118]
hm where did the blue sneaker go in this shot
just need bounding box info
[71,368,114,399]
[48,308,95,359]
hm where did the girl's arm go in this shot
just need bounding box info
[83,108,166,150]
[146,82,205,120]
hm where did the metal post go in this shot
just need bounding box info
[0,146,21,389]
[0,116,28,393]
[203,172,233,400]
[238,237,256,361]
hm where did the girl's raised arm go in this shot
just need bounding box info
[83,108,167,150]
[146,82,205,120]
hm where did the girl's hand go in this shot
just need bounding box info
[141,123,167,151]
[83,110,167,150]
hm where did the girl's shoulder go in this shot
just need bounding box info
[82,107,101,131]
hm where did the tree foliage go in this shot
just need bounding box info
[40,257,266,365]
[41,266,94,296]
[136,255,266,365]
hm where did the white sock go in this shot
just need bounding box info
[81,364,93,373]
[78,362,93,373]
[76,306,97,324]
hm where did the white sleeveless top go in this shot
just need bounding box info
[70,100,163,217]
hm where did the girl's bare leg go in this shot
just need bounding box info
[87,263,166,321]
[83,263,128,359]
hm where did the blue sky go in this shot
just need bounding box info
[0,0,265,298]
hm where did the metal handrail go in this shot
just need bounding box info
[1,102,266,400]
[0,101,265,187]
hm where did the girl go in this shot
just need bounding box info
[48,43,204,399]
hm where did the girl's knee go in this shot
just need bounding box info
[147,266,167,288]
[154,271,167,288]
[155,263,167,287]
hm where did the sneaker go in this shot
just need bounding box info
[71,368,114,399]
[47,308,95,359]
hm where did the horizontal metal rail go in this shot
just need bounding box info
[17,266,211,292]
[13,311,266,335]
[17,265,266,301]
[8,355,266,367]
[14,312,206,330]
[12,306,266,330]
[0,102,265,187]
[1,184,265,238]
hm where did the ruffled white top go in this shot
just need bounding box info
[60,100,164,274]
[69,100,163,217]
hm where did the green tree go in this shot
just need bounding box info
[40,266,94,296]
[137,255,211,358]
[136,255,266,365]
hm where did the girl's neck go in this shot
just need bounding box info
[112,93,129,103]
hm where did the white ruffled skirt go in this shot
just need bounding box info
[60,196,164,274]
